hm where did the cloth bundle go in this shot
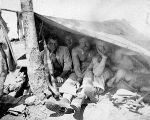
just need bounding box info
[4,69,25,95]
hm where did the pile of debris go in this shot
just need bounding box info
[3,68,26,97]
[109,89,145,114]
[83,89,150,120]
[1,87,150,120]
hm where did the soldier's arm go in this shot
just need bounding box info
[94,51,107,77]
[72,49,83,82]
[86,61,94,72]
[60,47,72,78]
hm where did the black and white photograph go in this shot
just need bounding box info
[0,0,150,120]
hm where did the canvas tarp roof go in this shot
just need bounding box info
[35,13,150,57]
[35,13,150,72]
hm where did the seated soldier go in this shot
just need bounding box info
[70,44,113,118]
[80,47,113,99]
[107,68,150,92]
[64,35,74,52]
[106,48,150,91]
[42,36,72,96]
[46,37,95,112]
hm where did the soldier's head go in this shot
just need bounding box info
[96,40,106,54]
[79,37,90,51]
[96,40,112,57]
[47,36,58,52]
[65,35,73,47]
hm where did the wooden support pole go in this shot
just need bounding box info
[20,0,48,95]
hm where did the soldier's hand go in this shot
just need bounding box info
[97,46,107,58]
[56,77,64,83]
[95,87,103,95]
[76,81,80,88]
[50,53,56,62]
[100,51,107,59]
[107,80,114,87]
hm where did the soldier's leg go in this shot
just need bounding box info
[70,71,94,118]
[93,69,113,95]
[46,73,78,111]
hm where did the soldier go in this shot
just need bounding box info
[43,36,72,96]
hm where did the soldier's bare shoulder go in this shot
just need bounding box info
[72,46,80,54]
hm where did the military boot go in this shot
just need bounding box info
[71,96,85,119]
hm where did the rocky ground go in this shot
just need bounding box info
[1,94,150,120]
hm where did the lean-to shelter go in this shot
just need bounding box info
[33,12,150,73]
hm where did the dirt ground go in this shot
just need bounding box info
[1,94,150,120]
